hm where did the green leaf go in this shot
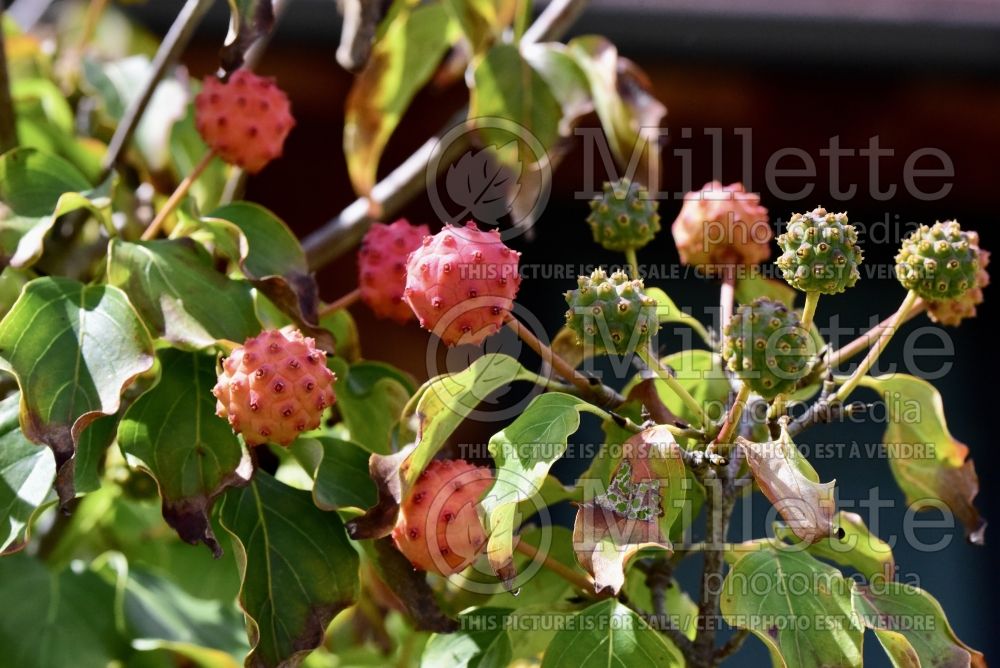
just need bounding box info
[345,3,460,193]
[470,43,562,166]
[622,569,698,641]
[522,43,594,137]
[0,265,34,319]
[0,553,130,666]
[321,307,360,362]
[566,36,666,191]
[404,353,537,485]
[74,413,118,495]
[541,599,683,667]
[737,429,837,543]
[720,547,863,668]
[169,105,228,212]
[645,287,712,345]
[624,349,730,427]
[480,392,603,586]
[735,274,797,308]
[0,147,108,268]
[207,202,333,352]
[119,349,252,555]
[107,238,261,349]
[330,357,414,454]
[775,511,894,583]
[292,436,377,510]
[220,472,359,668]
[421,607,513,668]
[858,374,985,544]
[445,0,517,53]
[0,277,154,504]
[0,392,55,553]
[119,566,248,663]
[852,581,985,668]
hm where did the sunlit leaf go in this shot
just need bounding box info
[108,239,261,349]
[207,202,333,352]
[720,546,863,668]
[345,3,460,194]
[0,277,154,504]
[853,581,985,668]
[0,148,109,269]
[541,599,683,667]
[330,356,414,455]
[421,607,512,668]
[859,374,985,544]
[0,392,55,554]
[480,392,603,587]
[775,511,894,583]
[292,436,377,511]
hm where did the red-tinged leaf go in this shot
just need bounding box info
[853,581,986,668]
[572,500,666,596]
[738,429,837,544]
[859,374,986,544]
[367,537,458,632]
[344,445,414,540]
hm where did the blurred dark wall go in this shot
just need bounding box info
[148,3,1000,664]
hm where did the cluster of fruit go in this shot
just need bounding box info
[196,71,987,577]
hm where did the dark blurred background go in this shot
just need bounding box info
[25,0,998,663]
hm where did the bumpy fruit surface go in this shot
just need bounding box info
[776,207,862,293]
[358,219,430,322]
[212,328,335,446]
[391,459,493,575]
[586,178,661,251]
[926,239,989,327]
[403,222,521,347]
[564,268,659,356]
[195,69,294,173]
[671,181,771,271]
[895,220,979,300]
[721,298,812,400]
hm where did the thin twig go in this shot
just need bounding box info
[301,0,592,269]
[643,349,710,428]
[99,0,214,179]
[834,290,918,402]
[507,317,625,408]
[141,150,215,240]
[715,629,750,661]
[318,288,361,317]
[0,13,18,154]
[826,297,926,371]
[514,537,594,594]
[719,267,735,334]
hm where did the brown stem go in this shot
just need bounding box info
[506,317,625,408]
[141,150,215,241]
[301,0,592,270]
[711,383,750,455]
[80,0,111,48]
[0,15,18,155]
[715,629,750,661]
[514,538,594,594]
[693,467,736,667]
[100,0,215,179]
[319,288,361,318]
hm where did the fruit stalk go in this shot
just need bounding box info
[319,288,361,317]
[826,297,926,370]
[513,538,594,594]
[624,247,639,279]
[506,317,624,408]
[719,265,736,332]
[800,290,819,330]
[712,383,750,452]
[834,289,919,402]
[641,348,710,428]
[141,150,216,240]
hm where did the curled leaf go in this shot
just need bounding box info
[737,429,837,544]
